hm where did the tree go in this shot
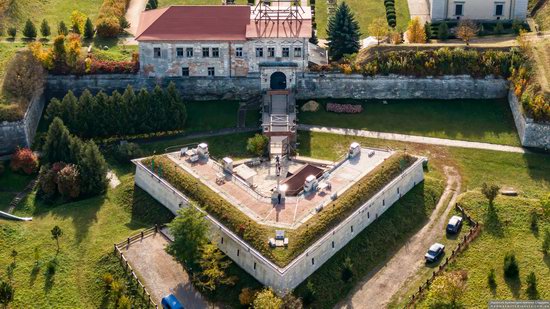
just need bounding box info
[326,2,361,61]
[282,293,303,309]
[52,35,67,67]
[40,19,51,38]
[424,21,432,40]
[195,243,236,291]
[425,270,467,307]
[302,280,316,305]
[42,117,73,164]
[10,147,38,175]
[51,225,63,253]
[0,280,14,309]
[57,21,68,35]
[503,252,519,279]
[146,0,158,10]
[23,19,37,39]
[66,33,82,68]
[7,27,16,39]
[2,50,45,101]
[437,21,449,40]
[239,288,258,306]
[481,182,500,206]
[252,288,283,309]
[341,256,353,282]
[84,18,94,39]
[78,140,108,196]
[70,10,87,34]
[246,134,269,157]
[456,19,478,45]
[525,271,538,299]
[368,18,388,45]
[166,206,209,264]
[57,164,81,199]
[71,21,81,34]
[406,17,426,43]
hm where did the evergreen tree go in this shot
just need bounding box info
[40,19,51,38]
[78,89,96,137]
[42,117,73,164]
[84,18,94,39]
[424,21,432,40]
[438,21,449,40]
[58,21,68,35]
[326,2,361,61]
[52,35,67,66]
[78,141,108,196]
[23,19,37,39]
[7,27,16,39]
[71,21,81,34]
[122,85,137,135]
[146,0,158,10]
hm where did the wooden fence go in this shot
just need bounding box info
[404,203,481,308]
[113,225,164,309]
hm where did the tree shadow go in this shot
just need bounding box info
[521,151,550,186]
[504,276,522,298]
[125,185,175,230]
[484,204,504,238]
[29,263,41,287]
[44,258,58,293]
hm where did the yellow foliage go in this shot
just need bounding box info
[71,10,87,34]
[28,42,54,70]
[406,17,426,43]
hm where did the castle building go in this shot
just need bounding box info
[136,2,323,90]
[429,0,528,21]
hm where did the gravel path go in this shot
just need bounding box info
[299,125,528,154]
[336,166,461,309]
[125,0,147,36]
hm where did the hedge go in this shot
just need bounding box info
[145,152,416,266]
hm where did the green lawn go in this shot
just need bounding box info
[91,45,139,62]
[414,193,550,307]
[185,100,240,132]
[0,164,34,211]
[298,98,521,146]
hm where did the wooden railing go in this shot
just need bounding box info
[404,203,481,308]
[113,225,164,309]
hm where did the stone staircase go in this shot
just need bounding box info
[6,178,37,214]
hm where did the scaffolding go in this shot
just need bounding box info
[252,0,306,25]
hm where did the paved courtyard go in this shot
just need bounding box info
[120,233,215,309]
[167,147,392,228]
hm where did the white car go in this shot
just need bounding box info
[425,243,445,263]
[446,216,463,234]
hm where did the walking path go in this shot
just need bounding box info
[125,0,147,36]
[407,0,430,23]
[299,125,528,154]
[336,166,461,309]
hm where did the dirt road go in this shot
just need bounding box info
[336,166,461,309]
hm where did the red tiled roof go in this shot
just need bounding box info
[136,6,251,41]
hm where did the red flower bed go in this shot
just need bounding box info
[89,59,139,74]
[326,103,363,114]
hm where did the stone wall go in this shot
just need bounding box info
[133,156,426,292]
[46,74,509,101]
[296,74,509,99]
[508,90,550,149]
[0,90,45,156]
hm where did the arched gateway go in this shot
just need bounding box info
[270,72,287,90]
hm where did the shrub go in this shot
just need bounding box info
[456,19,478,45]
[438,22,449,40]
[340,257,353,282]
[57,164,81,199]
[23,19,37,39]
[253,288,283,309]
[302,280,316,305]
[10,147,38,174]
[512,19,524,34]
[7,27,16,38]
[246,134,269,157]
[146,0,158,10]
[406,17,426,43]
[494,21,504,35]
[525,271,538,299]
[113,142,144,163]
[239,288,257,306]
[326,102,363,113]
[503,252,519,279]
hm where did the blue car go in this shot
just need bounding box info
[161,294,184,309]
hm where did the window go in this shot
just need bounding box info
[153,47,161,58]
[268,47,275,57]
[282,47,290,57]
[495,3,504,16]
[311,258,315,265]
[221,237,224,244]
[212,47,220,58]
[255,47,264,57]
[294,47,302,57]
[235,47,243,57]
[202,47,210,57]
[383,199,385,206]
[208,67,215,76]
[367,211,370,219]
[186,47,194,57]
[351,225,354,233]
[237,249,240,256]
[397,187,400,194]
[254,262,256,270]
[454,3,463,16]
[332,241,335,248]
[181,67,189,76]
[176,47,184,58]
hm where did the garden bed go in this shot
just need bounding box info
[141,152,416,266]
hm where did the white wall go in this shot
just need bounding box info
[133,157,426,292]
[430,0,527,20]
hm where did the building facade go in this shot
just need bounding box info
[430,0,528,21]
[136,4,317,90]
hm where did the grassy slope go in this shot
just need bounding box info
[0,165,34,211]
[1,0,104,35]
[0,42,26,103]
[530,39,550,94]
[535,1,550,31]
[298,98,521,146]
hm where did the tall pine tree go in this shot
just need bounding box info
[326,2,361,61]
[78,141,108,196]
[42,117,73,164]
